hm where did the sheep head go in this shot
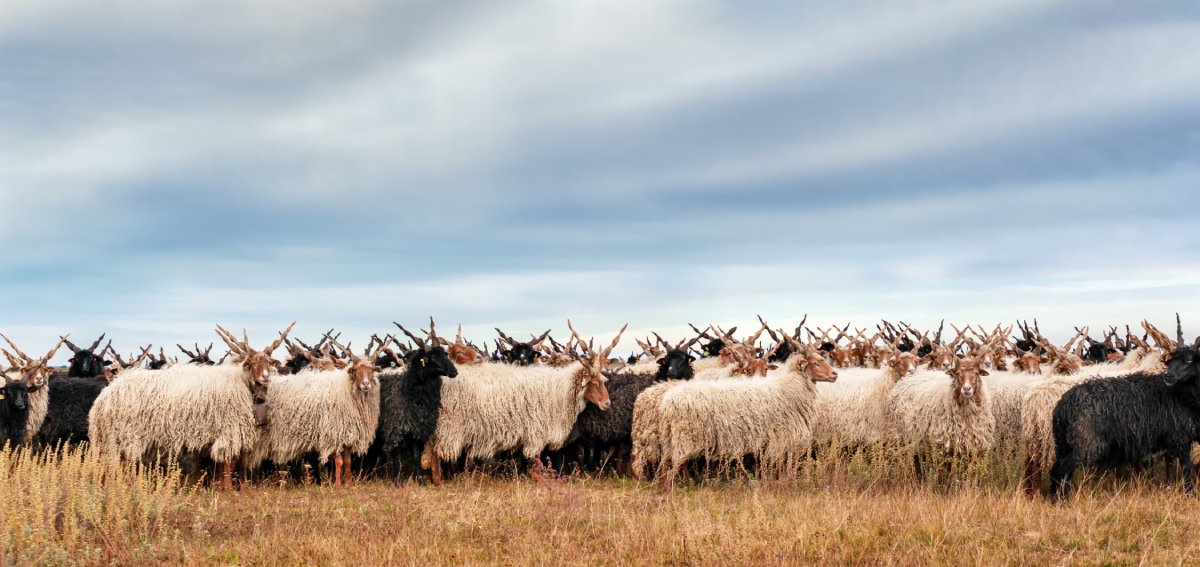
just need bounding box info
[0,334,64,389]
[396,320,459,382]
[948,357,988,407]
[215,321,294,387]
[567,321,627,411]
[1,374,30,413]
[446,325,484,366]
[783,336,837,383]
[886,351,919,382]
[61,334,110,378]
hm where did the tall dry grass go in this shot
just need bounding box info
[2,440,1199,565]
[0,444,197,565]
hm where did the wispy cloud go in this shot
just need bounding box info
[2,0,1198,361]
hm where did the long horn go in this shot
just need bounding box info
[0,332,31,363]
[494,328,517,347]
[263,321,297,355]
[793,315,808,340]
[395,322,428,350]
[602,324,629,357]
[215,324,249,355]
[758,315,781,343]
[427,317,439,344]
[87,333,106,353]
[1176,313,1185,350]
[60,335,82,354]
[35,337,66,367]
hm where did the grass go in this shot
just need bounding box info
[5,444,1200,565]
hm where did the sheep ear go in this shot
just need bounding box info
[979,369,990,377]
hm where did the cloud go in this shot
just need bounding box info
[2,0,1198,362]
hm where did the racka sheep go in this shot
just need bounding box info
[420,321,626,484]
[89,323,294,490]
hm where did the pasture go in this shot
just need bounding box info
[3,443,1200,566]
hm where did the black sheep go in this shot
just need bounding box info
[0,375,31,448]
[1049,324,1200,499]
[373,334,458,483]
[554,346,696,475]
[35,376,107,446]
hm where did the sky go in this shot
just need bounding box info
[2,0,1199,362]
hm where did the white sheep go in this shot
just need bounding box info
[420,322,626,484]
[248,339,382,487]
[888,357,995,479]
[650,339,838,487]
[0,334,63,444]
[88,323,293,490]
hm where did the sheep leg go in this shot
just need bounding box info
[341,450,353,487]
[1176,445,1194,493]
[333,452,343,488]
[912,453,924,481]
[1049,454,1074,501]
[1021,456,1041,498]
[220,461,234,491]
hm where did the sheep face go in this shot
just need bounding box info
[346,357,378,392]
[578,355,611,411]
[655,349,695,382]
[63,335,110,378]
[1014,351,1042,374]
[831,348,854,368]
[1,377,29,412]
[949,358,988,406]
[215,321,295,387]
[793,350,837,383]
[1164,346,1199,387]
[409,347,459,380]
[887,352,919,381]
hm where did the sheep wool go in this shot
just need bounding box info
[89,364,262,463]
[656,354,824,476]
[24,386,48,444]
[425,362,593,463]
[889,370,995,454]
[811,367,900,448]
[249,368,380,466]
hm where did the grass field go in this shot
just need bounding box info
[4,446,1200,566]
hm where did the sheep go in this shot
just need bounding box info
[556,337,698,475]
[60,335,111,378]
[494,328,551,366]
[374,321,459,483]
[0,373,32,448]
[248,338,384,486]
[888,356,995,480]
[649,338,837,487]
[420,321,627,484]
[1017,344,1169,495]
[810,349,919,450]
[34,345,152,448]
[88,322,294,490]
[1048,319,1199,499]
[0,334,65,443]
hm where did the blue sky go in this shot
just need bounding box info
[2,0,1198,361]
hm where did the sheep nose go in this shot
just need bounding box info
[599,400,611,410]
[829,371,838,381]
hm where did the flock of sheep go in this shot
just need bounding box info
[2,315,1199,499]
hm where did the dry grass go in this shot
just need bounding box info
[6,444,1200,565]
